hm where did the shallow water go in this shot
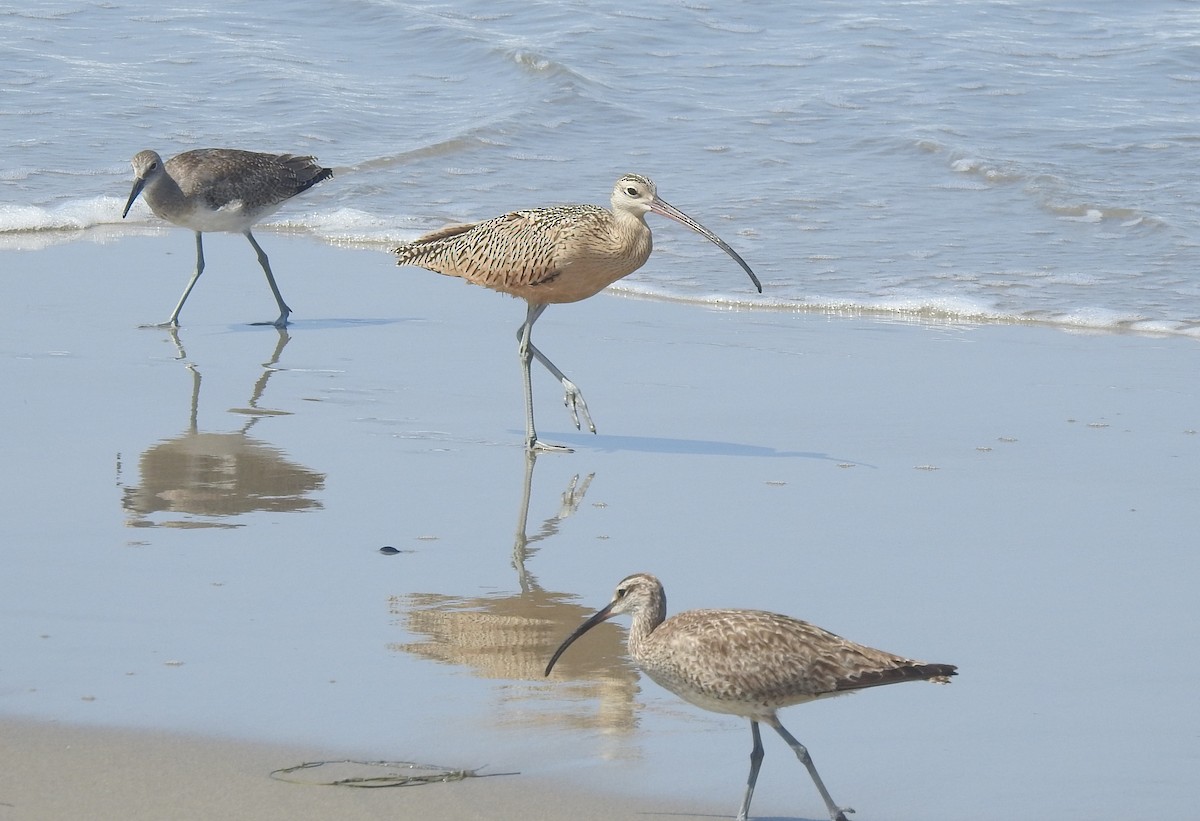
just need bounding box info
[3,1,1200,334]
[2,236,1198,820]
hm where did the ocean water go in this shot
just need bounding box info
[3,0,1199,336]
[4,6,1200,819]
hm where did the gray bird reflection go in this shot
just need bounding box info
[120,329,324,528]
[389,452,640,740]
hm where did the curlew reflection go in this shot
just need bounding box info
[119,328,324,529]
[390,452,640,740]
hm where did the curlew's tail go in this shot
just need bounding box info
[392,222,479,265]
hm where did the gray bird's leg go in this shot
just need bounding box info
[244,230,291,328]
[143,231,206,329]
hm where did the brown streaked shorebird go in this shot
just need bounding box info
[393,174,762,452]
[122,148,333,328]
[545,573,956,821]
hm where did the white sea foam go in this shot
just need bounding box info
[0,197,126,233]
[1,0,1196,343]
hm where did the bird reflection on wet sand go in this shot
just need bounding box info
[389,452,640,739]
[119,328,324,528]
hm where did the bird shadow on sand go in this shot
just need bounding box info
[532,431,876,466]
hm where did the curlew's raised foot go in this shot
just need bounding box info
[560,378,596,434]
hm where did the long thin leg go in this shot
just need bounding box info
[736,720,766,821]
[244,230,291,328]
[769,718,853,821]
[517,303,570,452]
[146,231,206,328]
[515,303,596,440]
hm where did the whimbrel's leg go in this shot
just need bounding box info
[735,720,766,821]
[144,231,205,328]
[244,230,292,327]
[769,718,853,821]
[517,303,572,452]
[517,303,596,441]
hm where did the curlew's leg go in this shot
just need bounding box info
[517,303,596,445]
[736,720,766,821]
[244,230,292,328]
[769,718,854,821]
[517,303,571,452]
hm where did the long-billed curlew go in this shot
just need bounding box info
[545,573,956,821]
[393,174,762,452]
[122,148,333,328]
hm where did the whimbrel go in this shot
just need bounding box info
[545,573,956,821]
[122,148,333,328]
[393,175,762,452]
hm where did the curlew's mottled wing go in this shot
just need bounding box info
[645,608,955,713]
[168,149,332,212]
[393,204,612,293]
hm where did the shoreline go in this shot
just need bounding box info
[4,223,1197,340]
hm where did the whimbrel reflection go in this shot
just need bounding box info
[120,329,324,528]
[390,452,640,741]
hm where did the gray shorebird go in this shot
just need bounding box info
[546,573,956,821]
[122,148,333,328]
[393,174,762,452]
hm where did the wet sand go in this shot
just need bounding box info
[1,231,1197,821]
[0,716,709,820]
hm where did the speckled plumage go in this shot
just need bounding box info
[392,175,761,451]
[394,195,655,304]
[122,148,333,327]
[546,573,956,821]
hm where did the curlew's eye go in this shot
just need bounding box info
[615,586,628,599]
[624,186,639,197]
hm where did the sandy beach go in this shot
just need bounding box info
[1,231,1197,820]
[0,717,711,821]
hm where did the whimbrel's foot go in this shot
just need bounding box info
[139,319,180,329]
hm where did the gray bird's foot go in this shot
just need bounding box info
[560,378,596,434]
[249,307,291,328]
[139,319,180,330]
[831,806,855,821]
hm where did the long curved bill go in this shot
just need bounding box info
[122,176,147,219]
[544,601,618,676]
[649,197,762,293]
